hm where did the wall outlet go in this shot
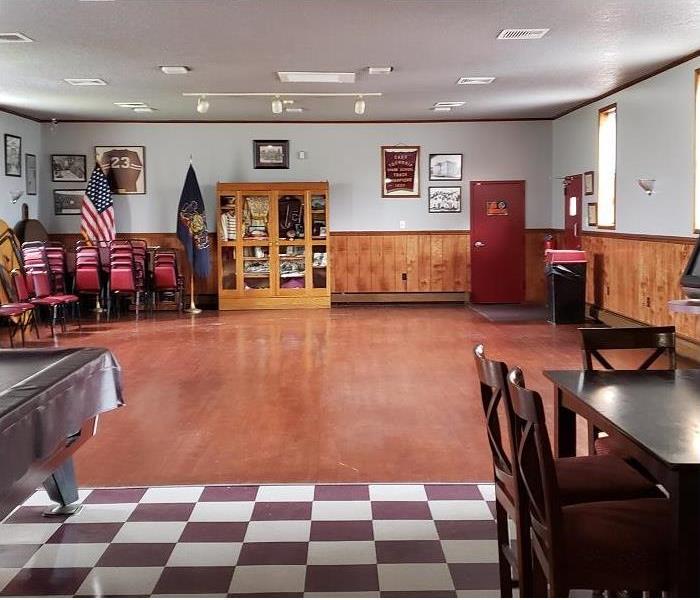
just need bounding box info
[399,220,406,229]
[297,150,306,159]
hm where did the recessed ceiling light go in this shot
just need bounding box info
[285,107,304,113]
[64,78,107,86]
[497,28,549,40]
[133,107,155,112]
[434,101,465,108]
[160,66,190,75]
[457,76,495,85]
[278,71,355,83]
[0,32,33,43]
[367,66,393,75]
[282,99,295,105]
[114,102,148,108]
[432,107,452,112]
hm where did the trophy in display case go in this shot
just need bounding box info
[244,196,270,238]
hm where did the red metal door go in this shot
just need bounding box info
[470,180,525,303]
[563,174,583,249]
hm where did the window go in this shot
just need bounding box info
[695,70,700,231]
[597,104,617,228]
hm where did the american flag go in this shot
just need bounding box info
[81,163,115,242]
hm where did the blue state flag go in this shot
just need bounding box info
[176,164,211,278]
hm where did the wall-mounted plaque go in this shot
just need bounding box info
[381,145,420,198]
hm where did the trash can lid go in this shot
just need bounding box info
[545,249,587,264]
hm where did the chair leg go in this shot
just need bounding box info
[495,501,514,597]
[75,302,82,331]
[6,321,14,348]
[587,421,599,455]
[30,309,40,339]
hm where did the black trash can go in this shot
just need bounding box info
[545,250,587,324]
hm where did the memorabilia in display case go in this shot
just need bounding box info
[216,181,330,309]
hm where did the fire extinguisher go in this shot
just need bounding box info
[544,233,556,252]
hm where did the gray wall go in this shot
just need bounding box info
[0,111,41,227]
[552,56,700,237]
[41,121,553,234]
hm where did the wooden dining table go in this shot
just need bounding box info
[545,368,700,597]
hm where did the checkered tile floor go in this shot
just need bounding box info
[0,484,502,597]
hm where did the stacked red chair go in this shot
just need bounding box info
[108,240,141,318]
[44,242,68,293]
[0,266,39,347]
[152,249,184,311]
[74,242,104,307]
[11,268,80,336]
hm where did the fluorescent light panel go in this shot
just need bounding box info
[367,66,393,74]
[278,71,356,83]
[457,76,495,85]
[285,107,304,113]
[114,102,148,108]
[64,78,107,86]
[434,101,465,108]
[160,66,190,75]
[0,32,33,42]
[432,107,452,112]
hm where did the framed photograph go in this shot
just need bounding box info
[54,189,83,215]
[4,134,21,177]
[584,170,595,195]
[587,202,598,226]
[381,145,420,198]
[429,153,462,181]
[429,186,462,213]
[254,140,289,169]
[95,145,146,194]
[25,154,37,195]
[51,154,86,182]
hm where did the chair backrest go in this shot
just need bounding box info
[472,344,518,494]
[30,270,53,298]
[579,326,676,371]
[10,269,30,302]
[507,367,562,592]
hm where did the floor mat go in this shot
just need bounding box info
[468,303,548,323]
[0,483,500,597]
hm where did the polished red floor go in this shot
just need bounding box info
[25,305,621,487]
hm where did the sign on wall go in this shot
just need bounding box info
[381,145,420,198]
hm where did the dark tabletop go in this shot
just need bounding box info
[544,369,700,467]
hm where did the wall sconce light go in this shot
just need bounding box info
[9,190,23,204]
[637,179,656,195]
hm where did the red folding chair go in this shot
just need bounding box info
[152,248,183,311]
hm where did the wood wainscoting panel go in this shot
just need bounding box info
[50,229,559,301]
[581,232,700,342]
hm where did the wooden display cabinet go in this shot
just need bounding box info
[216,181,330,310]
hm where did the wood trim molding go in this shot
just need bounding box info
[582,230,697,244]
[332,292,466,303]
[555,49,700,119]
[0,105,42,123]
[332,228,563,236]
[43,118,553,125]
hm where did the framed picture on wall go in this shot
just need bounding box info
[25,154,37,195]
[584,170,595,195]
[429,153,462,181]
[587,202,598,226]
[381,145,420,198]
[51,154,87,182]
[4,134,21,177]
[95,145,146,194]
[253,140,289,169]
[54,189,83,215]
[429,186,462,213]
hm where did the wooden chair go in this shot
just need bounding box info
[507,366,671,597]
[579,326,676,455]
[473,345,661,597]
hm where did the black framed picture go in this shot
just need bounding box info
[95,145,146,194]
[254,140,289,169]
[54,189,83,215]
[25,154,37,195]
[51,154,87,182]
[429,153,462,181]
[429,186,462,213]
[4,134,21,177]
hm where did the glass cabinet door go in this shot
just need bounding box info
[242,245,271,291]
[276,194,305,241]
[278,244,306,291]
[242,194,271,240]
[311,244,328,289]
[310,193,327,240]
[219,195,238,242]
[221,246,238,292]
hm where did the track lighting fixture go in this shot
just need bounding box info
[196,95,209,114]
[354,95,366,115]
[271,96,283,114]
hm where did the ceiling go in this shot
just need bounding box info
[1,0,699,122]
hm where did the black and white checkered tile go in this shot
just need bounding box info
[0,484,501,597]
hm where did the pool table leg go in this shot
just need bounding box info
[42,458,82,516]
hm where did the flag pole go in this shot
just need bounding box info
[182,155,202,314]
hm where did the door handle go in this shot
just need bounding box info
[474,241,486,248]
[574,223,578,237]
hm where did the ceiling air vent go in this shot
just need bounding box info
[457,77,495,85]
[0,32,33,43]
[497,28,549,40]
[64,78,107,86]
